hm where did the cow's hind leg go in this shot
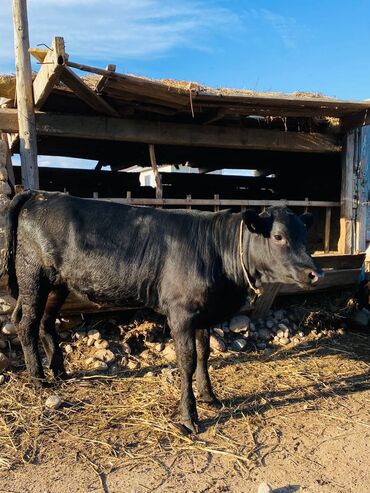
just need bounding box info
[39,286,69,380]
[170,313,198,434]
[195,329,221,407]
[17,282,49,388]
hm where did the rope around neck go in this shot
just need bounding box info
[239,220,261,299]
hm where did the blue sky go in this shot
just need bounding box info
[1,0,370,168]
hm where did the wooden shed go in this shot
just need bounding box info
[0,36,369,313]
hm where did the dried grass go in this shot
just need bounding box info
[0,328,369,476]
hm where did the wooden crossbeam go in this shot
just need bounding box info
[0,109,342,154]
[33,37,66,109]
[60,66,119,117]
[95,64,116,94]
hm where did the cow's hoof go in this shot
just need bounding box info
[32,378,51,389]
[198,394,222,409]
[176,419,199,435]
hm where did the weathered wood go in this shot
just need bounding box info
[28,47,48,63]
[148,144,163,199]
[12,0,39,189]
[252,283,281,319]
[279,268,361,294]
[313,253,365,270]
[33,37,66,109]
[95,64,116,94]
[60,66,119,117]
[0,134,15,186]
[0,109,341,154]
[338,131,355,253]
[355,126,370,252]
[101,197,340,207]
[324,207,332,253]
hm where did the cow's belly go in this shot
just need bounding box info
[59,254,157,309]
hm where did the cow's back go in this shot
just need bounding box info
[15,192,219,312]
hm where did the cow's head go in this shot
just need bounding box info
[242,206,323,288]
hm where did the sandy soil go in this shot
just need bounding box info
[0,330,369,493]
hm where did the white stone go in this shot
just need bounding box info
[212,327,224,338]
[86,337,95,347]
[0,374,5,385]
[210,335,226,352]
[257,482,273,493]
[95,349,115,364]
[258,329,271,341]
[265,319,274,329]
[74,330,86,340]
[45,395,63,410]
[0,352,9,372]
[85,357,96,366]
[92,360,108,371]
[279,337,290,345]
[162,344,177,363]
[94,339,109,349]
[2,321,17,336]
[0,339,7,350]
[64,344,73,354]
[121,342,131,354]
[230,338,247,351]
[229,315,250,333]
[87,329,101,340]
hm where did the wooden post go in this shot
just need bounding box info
[148,144,162,200]
[324,207,332,253]
[355,126,370,252]
[12,0,39,189]
[338,131,355,254]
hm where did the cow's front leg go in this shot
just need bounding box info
[195,329,221,408]
[171,320,198,434]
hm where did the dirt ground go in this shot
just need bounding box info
[0,327,369,493]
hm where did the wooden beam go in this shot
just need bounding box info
[324,207,332,253]
[0,109,342,154]
[28,47,48,63]
[0,134,15,187]
[148,144,162,199]
[33,37,66,109]
[355,126,369,252]
[95,64,116,94]
[338,131,356,254]
[60,66,119,117]
[12,0,38,189]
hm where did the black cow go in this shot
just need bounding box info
[2,191,321,433]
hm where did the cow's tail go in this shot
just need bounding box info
[0,190,35,299]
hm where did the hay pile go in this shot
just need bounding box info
[0,289,369,479]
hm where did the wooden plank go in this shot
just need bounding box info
[252,283,281,319]
[33,37,66,109]
[279,268,361,294]
[95,64,116,94]
[324,207,332,253]
[60,66,119,117]
[12,0,39,189]
[148,144,162,199]
[338,131,355,253]
[313,253,365,270]
[0,109,342,154]
[100,197,340,207]
[0,134,15,186]
[355,126,370,252]
[28,47,48,63]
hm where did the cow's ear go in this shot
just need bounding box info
[300,212,314,230]
[242,209,270,235]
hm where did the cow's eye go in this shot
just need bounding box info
[274,234,283,241]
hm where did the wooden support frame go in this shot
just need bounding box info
[12,0,38,189]
[338,131,356,253]
[32,37,66,108]
[148,144,163,200]
[355,126,369,252]
[0,109,342,154]
[60,66,119,117]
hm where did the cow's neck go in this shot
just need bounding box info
[212,214,260,293]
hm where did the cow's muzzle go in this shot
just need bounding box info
[305,268,324,286]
